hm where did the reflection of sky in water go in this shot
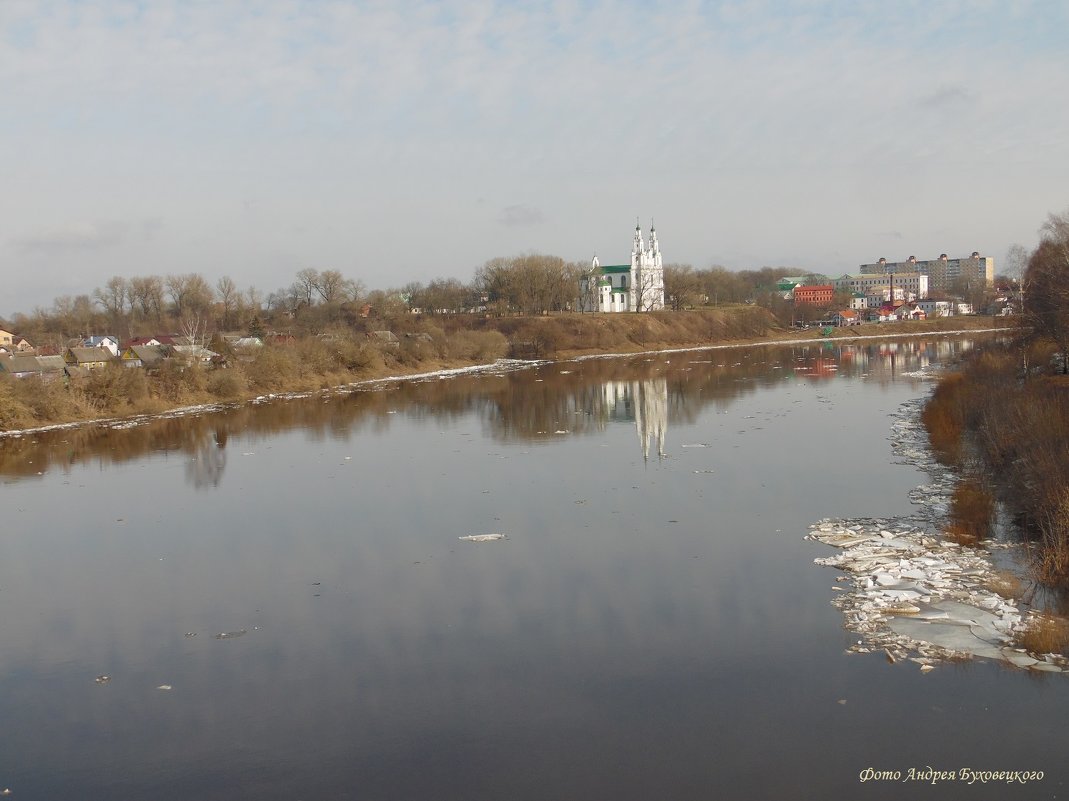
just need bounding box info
[4,337,1067,800]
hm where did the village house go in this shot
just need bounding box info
[64,347,116,370]
[126,335,163,348]
[895,305,927,321]
[121,345,168,369]
[0,328,34,353]
[0,354,67,380]
[170,344,219,366]
[915,300,953,318]
[84,335,120,356]
[866,307,897,323]
[831,309,861,326]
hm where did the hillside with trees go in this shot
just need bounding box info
[2,246,1011,434]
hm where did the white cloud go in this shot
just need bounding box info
[11,219,162,256]
[1,0,1068,314]
[498,204,545,226]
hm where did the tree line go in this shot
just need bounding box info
[3,252,831,349]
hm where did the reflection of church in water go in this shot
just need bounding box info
[600,378,668,460]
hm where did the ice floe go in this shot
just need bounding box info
[807,392,1069,675]
[458,533,507,543]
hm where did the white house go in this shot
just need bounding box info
[85,335,120,356]
[915,300,952,318]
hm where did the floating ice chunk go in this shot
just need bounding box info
[458,533,507,543]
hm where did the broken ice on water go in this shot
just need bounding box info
[458,533,507,543]
[807,394,1069,675]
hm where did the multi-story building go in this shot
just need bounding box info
[792,284,835,305]
[835,272,928,301]
[858,253,993,292]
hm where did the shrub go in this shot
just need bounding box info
[244,346,298,393]
[1016,613,1069,656]
[921,372,967,464]
[0,379,36,429]
[944,475,994,545]
[206,367,248,399]
[444,329,507,361]
[332,339,379,373]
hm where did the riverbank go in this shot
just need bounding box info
[0,310,1014,438]
[921,338,1069,589]
[808,392,1068,674]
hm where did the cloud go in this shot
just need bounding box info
[11,219,162,256]
[916,85,974,109]
[498,204,545,227]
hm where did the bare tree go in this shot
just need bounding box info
[71,294,96,337]
[401,281,425,312]
[217,275,239,330]
[52,295,76,334]
[1005,244,1029,286]
[179,312,207,350]
[165,273,213,321]
[663,264,701,310]
[315,270,363,307]
[474,257,515,315]
[129,275,165,324]
[633,269,664,312]
[422,278,470,313]
[245,285,263,311]
[292,268,319,307]
[1024,210,1069,373]
[93,276,128,323]
[185,274,214,318]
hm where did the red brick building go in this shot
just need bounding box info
[793,284,834,305]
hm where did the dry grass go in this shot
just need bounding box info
[944,476,995,545]
[920,372,967,465]
[1034,487,1069,586]
[984,570,1027,601]
[922,339,1069,588]
[1016,613,1069,656]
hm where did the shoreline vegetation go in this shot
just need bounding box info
[920,211,1069,599]
[1,307,1009,437]
[922,337,1069,590]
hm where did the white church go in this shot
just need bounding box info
[578,222,666,312]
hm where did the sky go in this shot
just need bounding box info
[3,0,1069,318]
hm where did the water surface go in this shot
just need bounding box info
[2,337,1065,800]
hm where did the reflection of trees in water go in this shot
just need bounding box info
[0,338,985,484]
[184,428,229,490]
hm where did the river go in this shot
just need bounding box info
[1,336,1065,800]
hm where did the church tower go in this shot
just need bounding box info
[630,221,665,311]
